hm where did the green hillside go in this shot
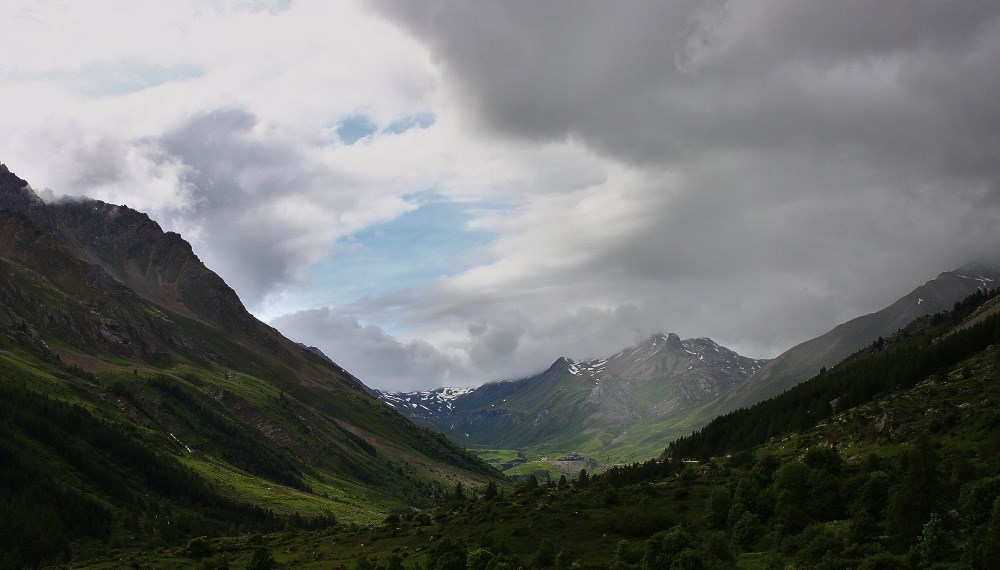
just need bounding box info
[714,265,1000,414]
[0,165,500,569]
[58,286,1000,569]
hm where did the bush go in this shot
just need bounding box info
[184,536,213,558]
[245,547,276,570]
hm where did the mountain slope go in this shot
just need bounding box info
[381,266,999,471]
[717,264,1000,413]
[0,163,499,566]
[668,286,1000,460]
[381,333,766,462]
[83,288,1000,570]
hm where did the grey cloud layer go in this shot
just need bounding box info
[305,0,1000,387]
[376,0,1000,178]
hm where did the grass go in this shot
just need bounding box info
[503,461,564,481]
[467,448,521,464]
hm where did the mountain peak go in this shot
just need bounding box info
[0,163,44,217]
[547,356,575,373]
[0,163,30,190]
[663,332,682,347]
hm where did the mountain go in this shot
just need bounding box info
[380,265,999,472]
[0,163,498,566]
[380,333,767,463]
[715,263,1000,413]
[76,286,1000,569]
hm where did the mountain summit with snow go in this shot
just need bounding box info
[378,333,767,461]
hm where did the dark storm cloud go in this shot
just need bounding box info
[374,1,1000,180]
[363,0,1000,367]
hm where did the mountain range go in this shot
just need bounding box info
[380,334,767,463]
[713,263,1000,413]
[380,263,1000,467]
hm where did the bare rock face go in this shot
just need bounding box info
[873,408,912,433]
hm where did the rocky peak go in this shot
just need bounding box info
[0,164,48,224]
[546,356,575,374]
[0,164,267,342]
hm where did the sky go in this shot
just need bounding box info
[2,0,999,391]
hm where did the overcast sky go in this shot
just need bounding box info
[3,0,999,391]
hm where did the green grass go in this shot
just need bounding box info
[467,448,521,464]
[503,461,564,481]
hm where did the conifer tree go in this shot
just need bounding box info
[525,474,539,490]
[887,434,945,549]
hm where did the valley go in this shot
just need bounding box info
[3,162,999,569]
[382,265,1000,479]
[62,285,1000,569]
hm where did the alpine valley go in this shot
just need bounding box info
[379,264,1000,476]
[4,160,1000,569]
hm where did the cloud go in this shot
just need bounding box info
[373,0,1000,181]
[271,307,473,391]
[3,1,999,391]
[336,0,1000,385]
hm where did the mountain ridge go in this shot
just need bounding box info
[716,262,1000,414]
[379,263,1000,471]
[379,332,767,462]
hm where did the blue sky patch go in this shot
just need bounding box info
[266,194,497,319]
[336,114,378,144]
[385,112,436,134]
